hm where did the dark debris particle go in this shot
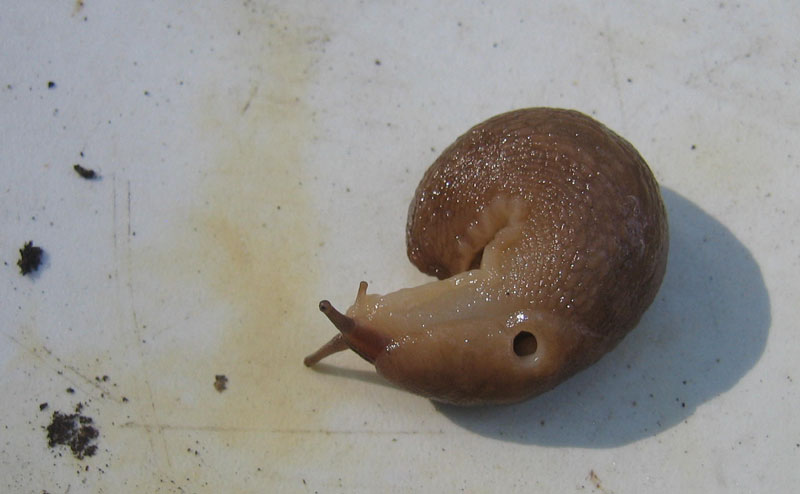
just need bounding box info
[17,241,44,275]
[73,164,98,179]
[214,374,228,393]
[39,402,49,411]
[66,387,75,394]
[47,81,56,89]
[46,410,99,460]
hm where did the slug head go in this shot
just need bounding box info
[372,309,590,405]
[305,280,593,405]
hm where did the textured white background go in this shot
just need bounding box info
[1,1,798,492]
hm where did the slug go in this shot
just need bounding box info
[305,108,668,405]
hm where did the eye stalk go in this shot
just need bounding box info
[304,282,391,366]
[318,300,354,333]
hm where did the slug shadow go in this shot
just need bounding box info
[436,187,771,447]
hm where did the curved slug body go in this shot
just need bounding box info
[305,108,668,405]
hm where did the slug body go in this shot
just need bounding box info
[305,108,668,405]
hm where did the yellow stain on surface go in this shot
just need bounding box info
[98,7,343,488]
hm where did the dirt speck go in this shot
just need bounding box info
[214,374,228,392]
[587,469,614,494]
[17,241,44,275]
[73,164,98,179]
[45,410,100,460]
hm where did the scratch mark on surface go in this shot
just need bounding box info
[696,51,755,87]
[241,85,259,114]
[112,175,118,261]
[126,180,133,240]
[1,331,126,403]
[116,178,173,469]
[120,421,446,435]
[600,23,626,129]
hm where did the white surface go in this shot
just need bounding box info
[1,1,798,492]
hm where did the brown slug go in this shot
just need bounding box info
[305,108,668,405]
